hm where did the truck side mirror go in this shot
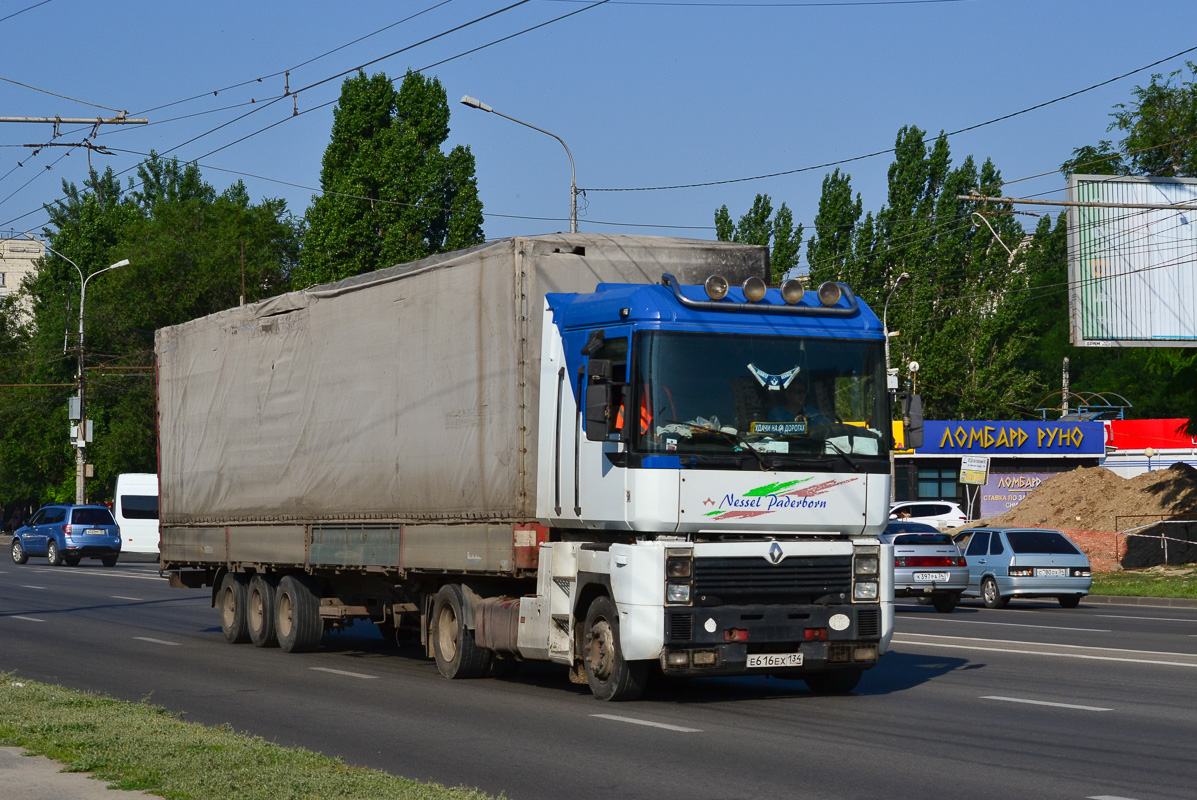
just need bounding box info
[584,382,613,441]
[901,392,924,450]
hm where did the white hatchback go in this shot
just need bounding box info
[889,500,968,530]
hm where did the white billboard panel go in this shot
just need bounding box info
[1067,174,1197,347]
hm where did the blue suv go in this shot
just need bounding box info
[10,504,122,567]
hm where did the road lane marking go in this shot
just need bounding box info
[1088,795,1143,800]
[26,567,167,582]
[133,637,180,646]
[20,585,45,590]
[1094,613,1196,622]
[981,695,1111,712]
[895,633,1197,668]
[12,616,45,623]
[908,617,1110,633]
[591,714,702,733]
[111,595,144,601]
[310,667,378,680]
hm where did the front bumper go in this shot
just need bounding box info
[660,602,882,677]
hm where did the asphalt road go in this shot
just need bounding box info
[2,559,1196,800]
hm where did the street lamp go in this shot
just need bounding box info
[27,235,129,504]
[460,95,578,233]
[883,271,911,502]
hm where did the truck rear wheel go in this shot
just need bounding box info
[276,575,323,653]
[431,584,491,679]
[248,574,279,648]
[218,572,251,644]
[582,595,647,701]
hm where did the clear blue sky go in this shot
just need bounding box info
[2,0,1194,270]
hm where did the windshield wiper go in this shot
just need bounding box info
[687,423,774,471]
[822,439,860,472]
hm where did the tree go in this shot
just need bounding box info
[296,71,485,286]
[0,156,299,510]
[714,193,803,283]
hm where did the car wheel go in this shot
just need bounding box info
[100,555,118,567]
[981,576,1008,609]
[46,539,63,567]
[932,593,959,613]
[11,538,28,565]
[63,555,81,567]
[804,669,863,694]
[1058,595,1081,609]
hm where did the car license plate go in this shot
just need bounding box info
[86,528,104,535]
[747,653,803,669]
[1037,568,1067,577]
[913,572,949,582]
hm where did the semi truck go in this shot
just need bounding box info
[156,234,918,701]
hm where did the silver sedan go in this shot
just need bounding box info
[881,521,969,613]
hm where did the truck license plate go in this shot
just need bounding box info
[747,653,803,669]
[913,572,949,582]
[1037,568,1067,577]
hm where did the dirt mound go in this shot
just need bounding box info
[986,462,1197,532]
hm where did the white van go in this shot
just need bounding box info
[113,473,160,556]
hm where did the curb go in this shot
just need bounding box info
[1084,594,1197,609]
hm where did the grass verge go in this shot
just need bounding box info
[0,674,500,800]
[1091,566,1197,599]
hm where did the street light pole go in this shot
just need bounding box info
[460,95,577,233]
[883,271,911,503]
[27,235,128,504]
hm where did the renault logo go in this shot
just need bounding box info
[768,542,784,564]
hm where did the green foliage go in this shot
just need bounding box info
[713,193,803,283]
[296,71,485,286]
[0,675,501,799]
[0,155,299,511]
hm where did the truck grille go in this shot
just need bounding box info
[692,555,853,605]
[669,612,694,641]
[856,607,880,638]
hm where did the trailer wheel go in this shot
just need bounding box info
[276,575,323,653]
[582,595,647,701]
[248,574,279,648]
[431,584,491,679]
[218,572,251,644]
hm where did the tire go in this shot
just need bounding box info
[981,576,1008,609]
[218,572,251,644]
[804,669,863,694]
[582,595,648,701]
[1058,595,1082,609]
[431,584,492,679]
[932,593,959,613]
[46,539,63,567]
[247,574,279,648]
[100,555,118,567]
[11,538,28,565]
[276,575,323,653]
[64,556,81,567]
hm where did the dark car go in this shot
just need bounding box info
[953,527,1092,608]
[881,520,969,612]
[10,504,121,567]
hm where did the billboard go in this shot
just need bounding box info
[918,421,1105,457]
[980,472,1057,518]
[1067,175,1197,347]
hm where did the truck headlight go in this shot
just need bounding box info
[854,555,879,577]
[666,583,691,604]
[853,582,879,600]
[666,556,692,579]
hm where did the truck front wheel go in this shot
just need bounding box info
[248,574,279,648]
[218,572,251,644]
[432,584,491,679]
[276,575,323,653]
[582,596,647,701]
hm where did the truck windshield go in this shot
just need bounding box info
[630,331,890,465]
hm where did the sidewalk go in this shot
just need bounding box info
[1084,594,1197,609]
[0,747,155,799]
